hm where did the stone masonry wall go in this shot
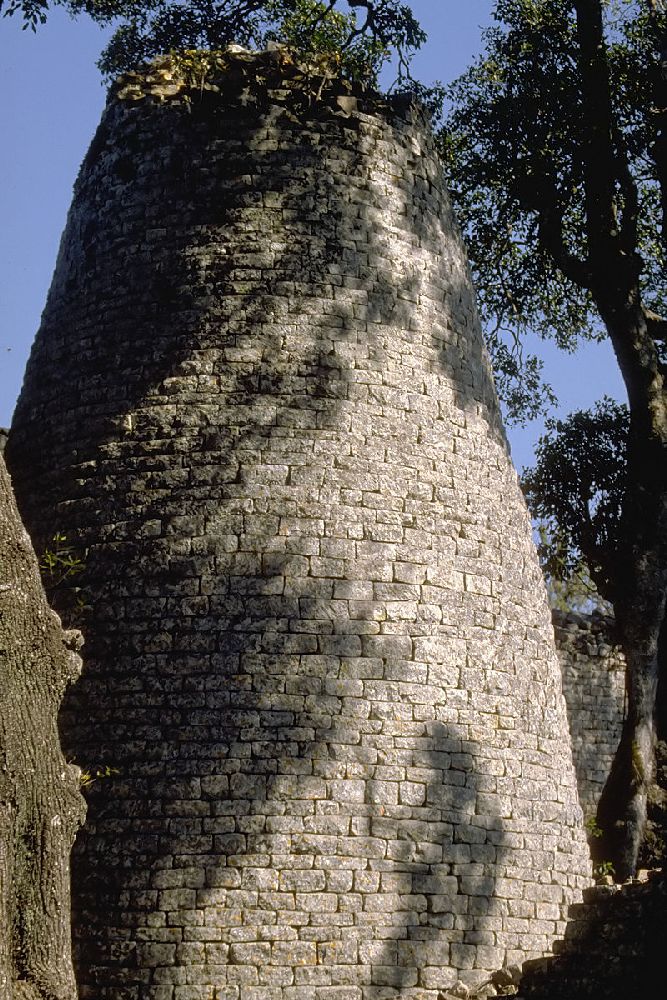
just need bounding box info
[7,50,591,1000]
[553,612,625,819]
[517,870,667,1000]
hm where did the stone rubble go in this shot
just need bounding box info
[515,869,666,999]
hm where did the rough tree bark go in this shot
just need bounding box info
[647,1,667,248]
[593,296,667,880]
[572,0,667,880]
[507,0,667,878]
[0,452,86,1000]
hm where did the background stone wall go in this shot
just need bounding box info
[553,612,625,819]
[7,51,591,1000]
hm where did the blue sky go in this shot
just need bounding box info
[0,1,625,471]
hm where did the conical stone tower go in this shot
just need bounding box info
[8,50,591,1000]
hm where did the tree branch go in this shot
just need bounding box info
[645,0,667,254]
[644,306,667,341]
[574,0,625,276]
[305,0,337,37]
[614,125,641,256]
[536,201,592,289]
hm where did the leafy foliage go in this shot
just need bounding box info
[1,0,47,28]
[439,0,666,421]
[537,523,613,613]
[78,763,120,788]
[1,1,426,85]
[39,531,87,614]
[522,397,629,607]
[1,0,146,30]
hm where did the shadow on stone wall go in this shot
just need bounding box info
[553,612,626,821]
[63,232,495,996]
[517,871,667,1000]
[8,83,558,996]
[372,739,511,994]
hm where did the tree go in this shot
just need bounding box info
[0,1,426,83]
[523,399,667,868]
[6,0,665,883]
[523,397,628,611]
[441,0,667,879]
[0,453,86,999]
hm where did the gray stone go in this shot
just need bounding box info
[7,50,591,1000]
[553,609,625,818]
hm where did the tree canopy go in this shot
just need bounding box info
[442,0,667,878]
[1,0,426,82]
[523,397,628,611]
[440,0,667,423]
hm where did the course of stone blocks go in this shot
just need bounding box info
[554,612,625,818]
[518,870,667,1000]
[7,49,591,1000]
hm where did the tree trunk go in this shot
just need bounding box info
[595,600,664,880]
[647,1,667,247]
[594,297,667,880]
[565,0,667,881]
[0,453,86,999]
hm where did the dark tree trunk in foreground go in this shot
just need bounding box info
[594,363,667,877]
[442,0,667,876]
[0,453,86,999]
[570,0,667,879]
